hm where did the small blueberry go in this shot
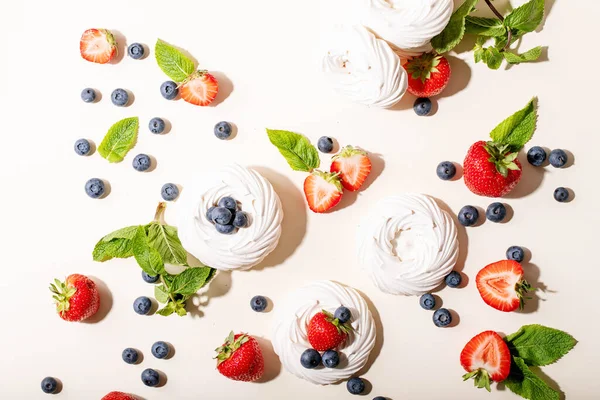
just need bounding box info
[85,178,105,199]
[160,81,178,100]
[413,97,432,116]
[127,43,144,59]
[81,88,96,103]
[149,117,165,134]
[111,88,129,107]
[161,183,179,201]
[74,139,91,156]
[318,136,334,153]
[486,202,507,223]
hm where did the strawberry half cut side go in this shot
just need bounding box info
[303,170,343,213]
[476,260,532,312]
[80,29,117,64]
[330,146,372,191]
[460,331,511,391]
[179,70,219,106]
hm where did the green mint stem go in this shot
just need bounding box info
[160,275,177,304]
[154,202,167,222]
[483,0,512,50]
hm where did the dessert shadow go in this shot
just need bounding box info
[353,288,384,375]
[335,153,385,212]
[255,337,281,383]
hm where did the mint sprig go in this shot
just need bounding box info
[505,324,577,367]
[155,39,196,83]
[505,357,560,400]
[431,0,478,54]
[266,129,320,172]
[98,117,139,163]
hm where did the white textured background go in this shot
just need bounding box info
[1,0,597,399]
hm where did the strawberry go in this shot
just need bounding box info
[405,53,451,97]
[460,331,511,391]
[476,260,532,312]
[307,310,352,351]
[463,141,522,197]
[179,70,219,106]
[80,29,117,64]
[49,274,100,322]
[330,146,372,191]
[101,392,136,400]
[303,170,343,213]
[216,332,264,382]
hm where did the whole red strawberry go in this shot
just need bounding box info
[216,332,264,382]
[463,141,523,197]
[405,53,451,97]
[307,310,352,351]
[460,331,511,391]
[101,392,136,400]
[50,274,100,322]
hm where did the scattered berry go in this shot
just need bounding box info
[463,141,522,197]
[149,117,165,134]
[122,348,139,364]
[445,271,462,288]
[334,306,351,323]
[300,349,322,369]
[214,121,232,140]
[81,88,96,103]
[433,308,452,327]
[330,145,372,191]
[554,187,570,202]
[526,146,546,166]
[85,178,105,199]
[41,377,58,394]
[111,88,129,107]
[458,206,479,227]
[161,183,179,201]
[549,149,568,168]
[233,211,248,228]
[250,295,267,312]
[436,161,456,180]
[216,223,236,235]
[160,81,178,100]
[218,196,237,211]
[50,274,100,322]
[212,207,233,225]
[347,377,366,395]
[206,206,216,222]
[307,310,351,351]
[476,260,531,312]
[318,136,334,153]
[142,271,159,284]
[179,71,219,106]
[141,368,160,387]
[406,54,451,97]
[486,202,507,223]
[74,139,91,156]
[304,171,343,213]
[133,296,152,315]
[506,246,525,263]
[127,43,144,59]
[151,341,170,359]
[101,392,136,400]
[413,97,432,116]
[419,294,435,310]
[460,331,511,390]
[322,350,340,368]
[80,28,117,64]
[216,332,265,382]
[132,154,151,172]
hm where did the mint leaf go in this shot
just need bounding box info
[98,226,140,242]
[132,226,165,276]
[504,0,544,34]
[505,357,559,400]
[505,324,576,367]
[98,117,139,163]
[465,17,506,36]
[92,225,140,261]
[431,0,478,54]
[170,267,214,296]
[503,47,543,64]
[147,222,187,265]
[155,39,195,83]
[155,284,169,304]
[157,301,176,316]
[489,98,537,151]
[473,37,486,63]
[266,129,320,172]
[483,46,503,70]
[175,301,188,317]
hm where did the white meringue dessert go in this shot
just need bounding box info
[358,0,454,57]
[177,164,283,271]
[357,193,459,296]
[322,25,407,108]
[272,280,376,385]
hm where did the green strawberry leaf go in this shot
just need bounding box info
[503,47,543,64]
[146,222,188,265]
[132,226,165,276]
[431,0,478,54]
[465,16,506,36]
[170,267,215,296]
[266,129,320,172]
[505,357,559,400]
[489,98,537,151]
[98,117,139,163]
[504,0,545,34]
[155,39,196,83]
[155,284,170,304]
[505,325,577,367]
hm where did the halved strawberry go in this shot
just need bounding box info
[460,331,511,391]
[330,146,372,191]
[303,170,343,213]
[179,71,219,106]
[476,260,531,312]
[80,29,117,64]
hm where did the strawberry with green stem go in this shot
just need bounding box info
[405,53,451,97]
[216,332,264,382]
[50,274,100,322]
[476,260,532,312]
[460,331,511,391]
[307,310,353,351]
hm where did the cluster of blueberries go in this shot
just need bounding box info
[527,146,571,202]
[419,271,462,328]
[206,196,249,234]
[300,306,350,370]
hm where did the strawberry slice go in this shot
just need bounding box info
[330,146,372,191]
[476,260,531,312]
[303,171,343,213]
[179,71,219,106]
[460,331,511,391]
[80,29,117,64]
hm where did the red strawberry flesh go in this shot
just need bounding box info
[180,71,219,106]
[330,146,372,191]
[476,260,531,312]
[460,330,511,391]
[303,171,343,213]
[80,29,116,64]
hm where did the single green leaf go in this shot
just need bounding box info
[505,357,559,400]
[504,0,545,33]
[266,129,320,172]
[98,226,140,242]
[483,47,504,69]
[157,302,176,316]
[505,324,577,367]
[98,117,139,163]
[132,226,165,276]
[155,39,196,82]
[146,222,187,265]
[155,284,169,304]
[489,98,537,151]
[431,0,478,53]
[503,46,543,64]
[465,16,506,36]
[175,303,188,317]
[93,239,133,261]
[473,37,486,63]
[170,267,214,296]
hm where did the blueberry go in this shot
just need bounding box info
[133,296,152,315]
[161,183,179,201]
[122,348,139,364]
[149,117,165,134]
[212,207,233,225]
[527,146,547,167]
[141,368,160,387]
[74,139,91,156]
[206,206,217,223]
[300,349,321,369]
[413,97,432,116]
[216,223,236,235]
[554,187,570,202]
[218,196,237,211]
[160,81,178,100]
[347,377,366,395]
[142,271,159,283]
[436,161,456,180]
[127,43,144,59]
[132,154,151,172]
[486,202,507,223]
[373,397,387,400]
[318,136,334,153]
[458,205,479,227]
[151,341,170,359]
[549,149,568,168]
[322,350,340,368]
[111,88,129,106]
[334,306,351,323]
[233,211,248,228]
[433,308,452,327]
[41,377,58,394]
[445,271,462,288]
[250,295,268,312]
[506,246,525,262]
[81,88,96,103]
[214,121,232,140]
[85,178,105,199]
[419,294,435,310]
